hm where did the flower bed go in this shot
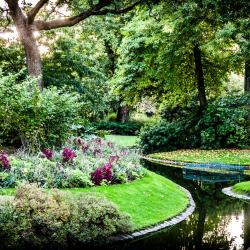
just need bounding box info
[0,137,145,188]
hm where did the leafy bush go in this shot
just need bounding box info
[0,137,144,188]
[198,94,250,149]
[92,121,142,135]
[139,119,200,153]
[140,94,250,153]
[0,184,132,248]
[0,72,80,149]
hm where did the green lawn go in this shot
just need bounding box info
[105,135,139,147]
[149,149,250,166]
[0,171,189,231]
[232,181,250,195]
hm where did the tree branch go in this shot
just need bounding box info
[27,0,49,24]
[35,0,143,31]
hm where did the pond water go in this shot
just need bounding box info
[106,161,250,250]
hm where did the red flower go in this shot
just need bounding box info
[42,149,53,160]
[0,153,10,170]
[62,148,76,162]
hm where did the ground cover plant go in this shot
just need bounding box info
[232,181,250,195]
[0,137,144,188]
[148,149,250,166]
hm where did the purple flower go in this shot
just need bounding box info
[93,148,102,157]
[62,148,76,162]
[94,138,102,145]
[0,153,10,170]
[42,148,53,160]
[74,137,83,146]
[81,143,89,153]
[109,155,119,163]
[91,162,113,185]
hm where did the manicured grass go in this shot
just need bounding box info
[105,135,139,147]
[63,170,188,230]
[232,181,250,195]
[0,171,189,231]
[149,149,250,166]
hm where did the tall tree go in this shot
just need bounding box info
[2,0,144,90]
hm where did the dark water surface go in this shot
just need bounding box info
[106,161,250,250]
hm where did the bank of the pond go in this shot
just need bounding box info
[222,186,250,201]
[149,149,250,166]
[0,171,190,231]
[230,181,250,198]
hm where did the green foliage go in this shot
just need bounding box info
[0,184,132,248]
[112,2,240,107]
[0,72,80,149]
[93,121,142,135]
[140,94,250,153]
[0,137,144,188]
[43,30,111,121]
[198,94,250,148]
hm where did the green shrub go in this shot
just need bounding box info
[0,184,132,248]
[92,121,142,135]
[67,194,132,244]
[198,94,250,149]
[0,72,80,149]
[139,119,200,153]
[140,94,250,153]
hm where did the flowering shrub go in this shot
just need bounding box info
[42,149,53,160]
[0,153,10,170]
[0,137,145,188]
[91,162,113,185]
[62,148,76,162]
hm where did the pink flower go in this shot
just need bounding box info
[94,138,102,145]
[0,153,10,170]
[109,155,119,163]
[42,149,53,160]
[62,148,76,162]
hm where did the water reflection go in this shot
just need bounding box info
[106,162,250,250]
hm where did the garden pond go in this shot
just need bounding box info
[104,160,250,250]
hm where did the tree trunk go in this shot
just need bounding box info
[193,44,207,109]
[116,105,130,123]
[244,60,250,92]
[7,3,43,90]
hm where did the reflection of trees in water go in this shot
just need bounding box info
[130,162,247,250]
[244,203,250,249]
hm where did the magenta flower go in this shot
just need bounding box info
[62,148,76,162]
[91,162,113,185]
[0,153,10,170]
[42,148,53,160]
